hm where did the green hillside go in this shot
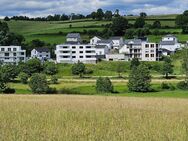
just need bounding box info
[4,14,188,44]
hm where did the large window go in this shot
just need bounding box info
[145,54,149,58]
[1,48,4,51]
[13,48,17,51]
[8,48,11,51]
[5,53,9,56]
[151,54,155,57]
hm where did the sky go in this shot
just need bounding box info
[0,0,187,17]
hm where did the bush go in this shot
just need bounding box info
[29,73,49,94]
[58,88,81,95]
[96,77,113,93]
[3,88,15,94]
[161,82,170,89]
[18,72,29,84]
[177,81,188,90]
[161,82,176,91]
[46,87,57,94]
[50,75,58,84]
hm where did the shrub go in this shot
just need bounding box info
[50,75,58,84]
[29,73,49,94]
[177,81,188,90]
[3,88,15,94]
[18,72,29,84]
[161,82,170,89]
[96,77,113,93]
[46,87,57,94]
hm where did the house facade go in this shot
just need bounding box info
[56,44,97,64]
[0,46,26,64]
[159,35,181,56]
[31,48,51,61]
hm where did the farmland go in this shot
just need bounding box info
[0,95,188,140]
[4,14,188,44]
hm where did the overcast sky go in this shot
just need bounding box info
[0,0,187,17]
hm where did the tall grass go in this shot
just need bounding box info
[0,95,188,140]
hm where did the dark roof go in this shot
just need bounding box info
[138,37,148,42]
[124,39,142,45]
[97,40,112,44]
[110,36,122,40]
[160,41,176,45]
[164,34,176,38]
[35,48,49,52]
[95,45,107,48]
[66,33,81,38]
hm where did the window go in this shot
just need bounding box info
[5,58,9,60]
[72,51,76,54]
[5,53,9,56]
[72,46,76,49]
[145,54,149,57]
[62,56,69,58]
[8,48,11,51]
[13,53,17,56]
[13,48,17,51]
[86,46,91,48]
[86,51,95,53]
[151,54,155,57]
[72,56,76,58]
[46,55,49,57]
[1,48,4,51]
[80,51,83,53]
[21,52,25,55]
[63,46,68,48]
[150,44,155,48]
[80,56,83,58]
[151,50,155,53]
[145,44,149,48]
[79,46,83,49]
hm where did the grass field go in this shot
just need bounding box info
[4,14,187,44]
[0,95,188,140]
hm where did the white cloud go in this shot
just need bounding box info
[0,0,187,17]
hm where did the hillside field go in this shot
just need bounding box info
[4,14,188,44]
[0,95,188,141]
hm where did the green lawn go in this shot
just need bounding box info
[4,15,180,44]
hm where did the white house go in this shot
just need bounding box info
[0,46,26,64]
[90,36,102,45]
[110,37,124,49]
[159,35,181,55]
[31,48,51,61]
[56,44,97,64]
[95,45,109,60]
[66,33,81,43]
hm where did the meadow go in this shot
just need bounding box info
[0,95,188,141]
[4,14,188,44]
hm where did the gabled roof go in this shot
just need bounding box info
[110,36,122,40]
[160,41,176,45]
[35,47,49,52]
[124,39,142,45]
[97,40,112,44]
[92,36,103,40]
[66,33,81,38]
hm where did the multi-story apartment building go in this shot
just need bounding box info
[120,39,143,60]
[0,46,26,64]
[142,43,159,61]
[31,48,51,61]
[56,44,97,64]
[119,39,159,61]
